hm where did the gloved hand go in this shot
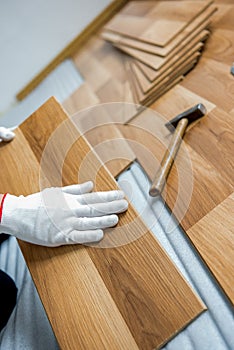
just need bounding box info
[0,181,128,246]
[0,127,15,142]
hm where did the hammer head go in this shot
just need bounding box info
[165,103,207,132]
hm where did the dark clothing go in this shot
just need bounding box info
[0,235,18,332]
[0,234,9,245]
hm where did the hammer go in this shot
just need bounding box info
[149,103,207,197]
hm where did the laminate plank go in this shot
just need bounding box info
[0,125,139,350]
[15,98,205,349]
[104,1,213,46]
[212,4,234,30]
[62,82,99,113]
[181,58,234,113]
[134,30,209,88]
[102,6,214,57]
[184,107,234,187]
[0,129,40,196]
[187,193,234,305]
[130,54,200,104]
[72,37,138,123]
[151,84,216,119]
[115,28,208,71]
[119,109,233,230]
[132,40,204,94]
[63,84,136,178]
[143,77,185,111]
[203,28,234,65]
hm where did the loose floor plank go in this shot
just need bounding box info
[203,28,234,65]
[181,57,234,113]
[132,42,203,96]
[1,97,205,349]
[184,107,234,187]
[72,37,138,123]
[130,54,200,104]
[134,30,209,89]
[62,83,136,178]
[187,193,234,305]
[104,1,212,46]
[119,107,233,230]
[114,25,210,70]
[151,84,215,118]
[101,11,212,57]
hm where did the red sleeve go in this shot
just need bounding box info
[0,193,8,223]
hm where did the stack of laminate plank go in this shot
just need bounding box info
[102,0,217,107]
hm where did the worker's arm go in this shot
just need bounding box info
[0,182,128,246]
[0,128,128,246]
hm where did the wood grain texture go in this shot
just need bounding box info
[131,45,203,96]
[152,84,216,118]
[114,26,210,70]
[184,107,234,187]
[104,1,212,46]
[102,14,211,57]
[187,193,234,305]
[134,30,209,88]
[212,3,234,30]
[62,83,136,178]
[72,37,138,123]
[130,54,199,104]
[181,57,234,113]
[203,28,234,64]
[1,97,205,350]
[119,110,233,230]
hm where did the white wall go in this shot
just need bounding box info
[0,0,111,112]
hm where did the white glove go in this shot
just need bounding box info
[0,181,128,246]
[0,127,15,142]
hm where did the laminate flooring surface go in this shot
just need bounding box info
[104,0,212,46]
[0,98,205,350]
[0,163,233,349]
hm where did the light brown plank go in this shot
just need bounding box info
[110,6,216,71]
[0,126,138,350]
[212,3,234,30]
[72,37,138,123]
[185,107,234,187]
[103,4,215,58]
[133,30,208,90]
[104,1,213,46]
[11,97,205,349]
[63,83,136,178]
[203,28,234,65]
[119,109,233,230]
[181,57,234,113]
[130,54,200,104]
[0,129,40,196]
[187,193,234,305]
[132,40,203,95]
[63,82,100,113]
[151,84,215,118]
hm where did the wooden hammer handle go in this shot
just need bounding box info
[149,118,189,197]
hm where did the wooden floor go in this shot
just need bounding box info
[1,1,233,349]
[63,0,234,308]
[0,98,205,349]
